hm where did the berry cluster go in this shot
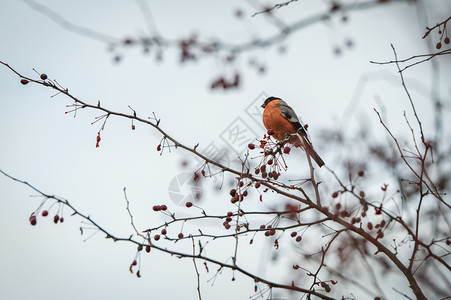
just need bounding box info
[248,130,291,181]
[28,201,64,226]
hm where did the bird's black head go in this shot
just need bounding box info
[261,96,280,108]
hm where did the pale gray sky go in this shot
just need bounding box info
[0,1,450,299]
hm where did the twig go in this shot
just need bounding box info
[370,49,451,72]
[252,0,299,17]
[391,44,425,143]
[191,236,202,300]
[422,16,451,39]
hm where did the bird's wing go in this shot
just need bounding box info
[278,100,311,140]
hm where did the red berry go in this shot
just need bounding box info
[260,225,266,230]
[359,191,365,197]
[60,217,64,223]
[40,74,48,80]
[283,147,291,154]
[132,125,136,130]
[436,42,442,49]
[290,232,297,237]
[293,265,299,270]
[132,260,137,266]
[226,216,232,222]
[42,210,48,217]
[267,129,274,136]
[186,202,193,208]
[152,205,160,211]
[137,245,143,251]
[239,181,244,187]
[227,211,233,217]
[242,190,248,197]
[145,246,151,253]
[267,159,273,165]
[264,231,270,236]
[224,223,231,230]
[255,181,261,188]
[160,205,167,211]
[358,170,364,177]
[332,191,339,198]
[248,144,255,150]
[230,189,237,197]
[445,37,450,44]
[53,215,60,224]
[157,144,161,151]
[367,222,373,230]
[154,234,160,241]
[178,233,184,239]
[20,79,29,85]
[296,236,302,242]
[29,215,37,226]
[335,203,341,210]
[161,228,167,235]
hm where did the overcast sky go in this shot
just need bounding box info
[0,1,450,299]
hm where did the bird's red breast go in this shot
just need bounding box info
[262,99,297,141]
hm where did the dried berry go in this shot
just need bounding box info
[161,228,167,235]
[42,210,48,217]
[290,232,297,237]
[332,191,339,198]
[20,79,29,85]
[40,74,48,80]
[29,215,37,226]
[178,233,184,239]
[154,235,160,241]
[283,147,291,154]
[186,202,193,208]
[248,143,255,150]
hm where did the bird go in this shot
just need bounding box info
[261,96,325,167]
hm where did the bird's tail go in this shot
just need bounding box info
[294,133,325,168]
